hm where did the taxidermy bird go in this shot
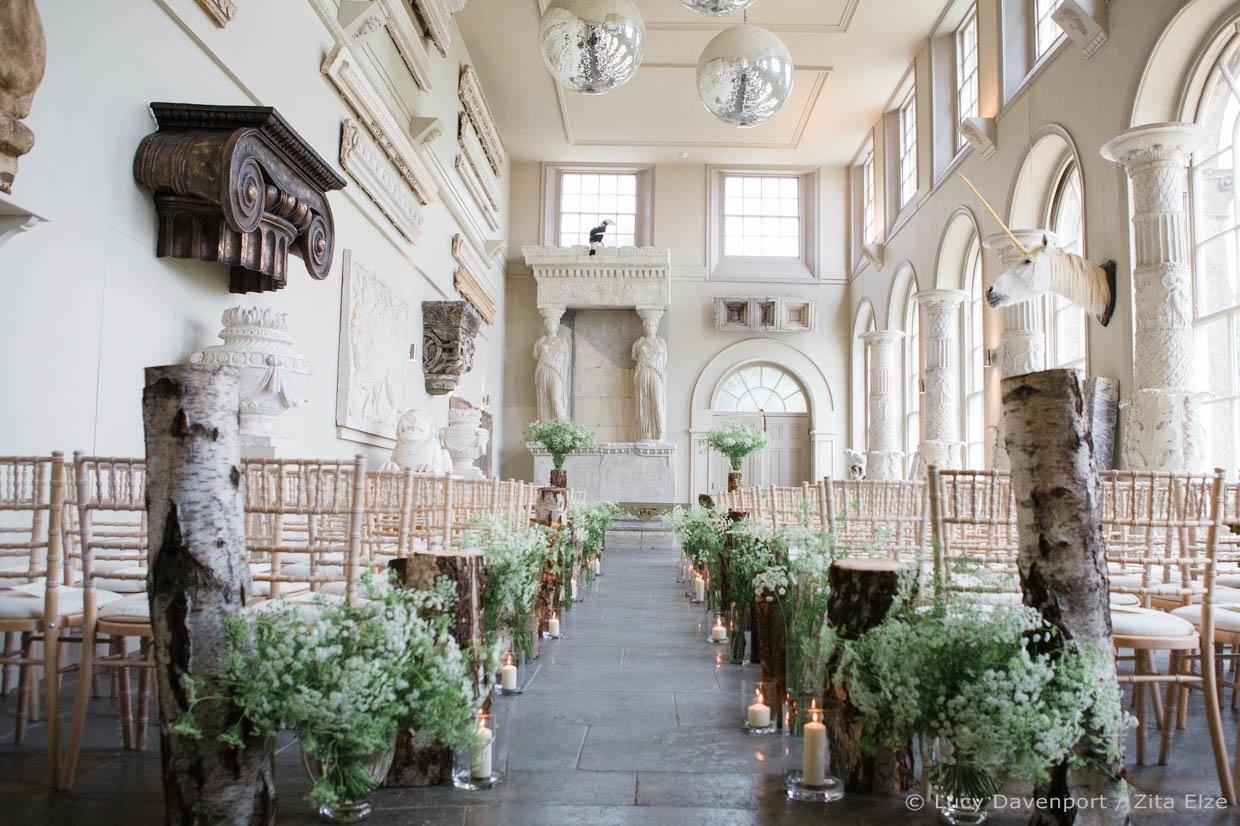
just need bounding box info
[588,219,614,255]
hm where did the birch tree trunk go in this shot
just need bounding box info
[824,559,915,795]
[1001,368,1129,826]
[142,364,275,826]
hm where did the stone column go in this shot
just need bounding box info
[1102,123,1210,471]
[860,330,904,480]
[917,290,967,471]
[983,229,1056,469]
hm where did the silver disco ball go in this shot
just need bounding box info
[696,24,794,127]
[538,0,645,95]
[680,0,756,14]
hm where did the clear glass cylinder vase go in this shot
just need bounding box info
[301,742,396,822]
[453,708,503,790]
[925,738,999,825]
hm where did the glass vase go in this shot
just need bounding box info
[783,697,844,803]
[453,708,503,790]
[925,738,999,825]
[301,742,396,822]
[741,675,778,735]
[729,602,750,664]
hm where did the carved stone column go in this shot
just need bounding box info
[860,330,904,480]
[1102,123,1210,470]
[917,290,966,471]
[983,229,1055,469]
[634,307,668,443]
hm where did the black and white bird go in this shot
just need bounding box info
[588,219,615,255]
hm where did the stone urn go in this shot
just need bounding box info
[440,405,489,479]
[190,306,310,447]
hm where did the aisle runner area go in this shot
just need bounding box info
[2,545,1231,824]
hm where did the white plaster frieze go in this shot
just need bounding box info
[1052,0,1107,58]
[523,246,673,312]
[458,65,505,174]
[527,441,676,457]
[340,118,425,245]
[411,0,456,58]
[195,0,236,27]
[322,45,437,205]
[338,0,435,91]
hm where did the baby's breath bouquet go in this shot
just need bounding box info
[664,503,729,573]
[568,500,620,578]
[705,422,769,472]
[180,575,488,813]
[524,419,595,469]
[836,598,1129,814]
[474,520,551,659]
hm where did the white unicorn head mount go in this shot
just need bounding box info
[960,175,1117,328]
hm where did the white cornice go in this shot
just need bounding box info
[337,0,435,91]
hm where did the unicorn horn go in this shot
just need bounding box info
[957,173,1029,256]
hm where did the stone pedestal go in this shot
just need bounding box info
[531,442,676,502]
[190,306,310,449]
[983,229,1055,470]
[917,290,966,471]
[1102,123,1210,471]
[440,405,488,479]
[859,330,903,480]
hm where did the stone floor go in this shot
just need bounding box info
[2,543,1238,824]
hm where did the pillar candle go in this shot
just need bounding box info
[803,703,827,787]
[694,576,706,602]
[747,691,771,728]
[500,659,517,691]
[571,578,580,600]
[471,718,494,779]
[711,617,727,641]
[548,615,561,637]
[590,558,600,575]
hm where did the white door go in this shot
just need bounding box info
[707,364,812,493]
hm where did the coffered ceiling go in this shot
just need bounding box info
[456,0,953,165]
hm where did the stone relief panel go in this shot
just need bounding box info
[336,251,410,442]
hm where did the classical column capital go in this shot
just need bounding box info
[859,329,905,346]
[983,229,1059,267]
[1101,122,1208,168]
[916,289,967,310]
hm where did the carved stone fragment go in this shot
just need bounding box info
[134,104,346,293]
[0,0,46,194]
[422,300,480,395]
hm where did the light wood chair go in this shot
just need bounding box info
[59,454,150,789]
[926,466,1021,601]
[829,476,928,563]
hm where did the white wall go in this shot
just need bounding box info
[502,163,850,500]
[845,0,1192,464]
[0,0,509,464]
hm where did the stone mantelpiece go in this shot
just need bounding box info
[522,245,671,312]
[529,442,676,503]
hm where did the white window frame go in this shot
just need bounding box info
[708,166,819,282]
[962,238,986,468]
[898,92,918,209]
[1034,0,1063,61]
[540,163,653,247]
[861,143,876,246]
[1044,159,1089,372]
[903,283,921,464]
[955,7,979,150]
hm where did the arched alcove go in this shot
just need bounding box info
[689,339,836,494]
[885,262,919,331]
[933,208,982,291]
[850,299,876,456]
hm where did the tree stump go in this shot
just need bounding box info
[754,597,787,726]
[142,364,275,826]
[384,554,487,787]
[824,559,915,795]
[1002,368,1131,824]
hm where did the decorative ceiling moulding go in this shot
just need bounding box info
[1052,0,1107,58]
[522,245,672,310]
[452,234,498,324]
[422,300,481,395]
[713,297,815,333]
[195,0,237,27]
[322,45,437,206]
[409,0,468,58]
[340,118,425,245]
[534,0,858,33]
[337,0,434,91]
[134,103,346,294]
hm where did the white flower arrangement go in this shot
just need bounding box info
[705,423,769,472]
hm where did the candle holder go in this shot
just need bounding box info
[453,708,503,790]
[542,612,563,640]
[494,651,524,696]
[742,678,777,735]
[571,573,584,603]
[706,612,729,645]
[783,699,844,803]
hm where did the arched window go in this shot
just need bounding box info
[1046,161,1088,371]
[714,364,808,413]
[903,282,921,465]
[851,303,876,453]
[1191,34,1240,468]
[963,238,986,468]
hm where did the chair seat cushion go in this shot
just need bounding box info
[251,580,310,597]
[1109,592,1140,606]
[98,593,151,624]
[0,586,122,621]
[1111,605,1196,638]
[1151,583,1240,603]
[1170,603,1240,634]
[280,563,344,580]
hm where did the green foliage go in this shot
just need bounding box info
[471,519,551,661]
[663,504,730,572]
[705,422,769,471]
[524,419,596,469]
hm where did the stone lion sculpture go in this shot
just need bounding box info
[383,409,452,474]
[844,448,866,481]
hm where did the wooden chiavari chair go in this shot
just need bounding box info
[828,477,928,563]
[60,454,151,789]
[1098,469,1235,802]
[0,454,71,785]
[926,467,1020,602]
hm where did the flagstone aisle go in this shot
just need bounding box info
[1,543,1234,824]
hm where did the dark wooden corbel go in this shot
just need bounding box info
[134,103,346,293]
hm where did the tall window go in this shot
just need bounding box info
[723,174,800,258]
[558,172,637,247]
[715,364,808,413]
[898,94,918,208]
[1034,0,1062,59]
[955,8,979,149]
[1046,162,1088,371]
[903,283,921,464]
[1191,35,1240,469]
[862,143,876,245]
[963,239,986,468]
